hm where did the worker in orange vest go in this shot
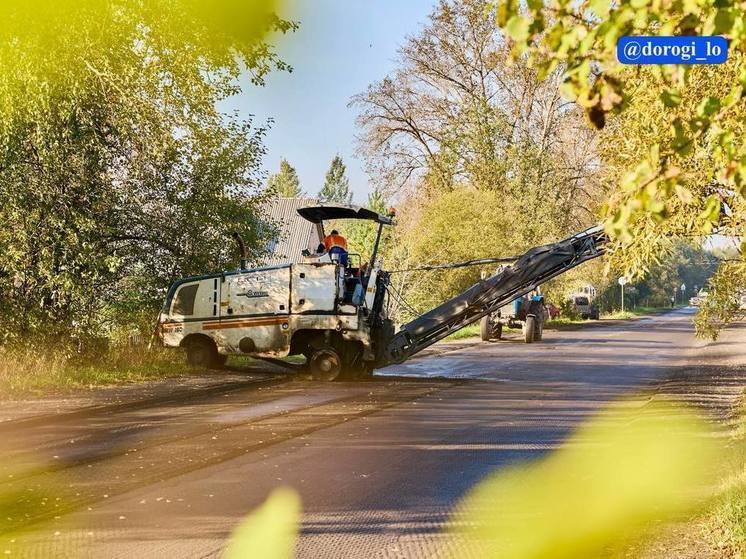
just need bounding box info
[323,229,348,266]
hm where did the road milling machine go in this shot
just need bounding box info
[158,204,607,380]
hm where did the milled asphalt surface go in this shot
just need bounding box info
[1,308,744,558]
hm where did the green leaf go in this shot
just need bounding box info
[496,0,518,27]
[589,0,610,17]
[699,195,721,225]
[505,15,530,42]
[660,89,681,108]
[712,9,735,34]
[696,96,721,117]
[671,118,691,155]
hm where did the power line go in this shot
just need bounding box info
[388,256,518,274]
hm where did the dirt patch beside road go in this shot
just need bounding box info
[634,324,746,559]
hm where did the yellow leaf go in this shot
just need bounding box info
[224,488,301,559]
[449,401,722,559]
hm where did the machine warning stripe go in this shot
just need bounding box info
[202,317,288,330]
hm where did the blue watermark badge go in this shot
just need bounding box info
[618,36,728,65]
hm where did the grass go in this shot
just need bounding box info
[446,323,482,340]
[0,345,195,397]
[701,396,746,557]
[602,306,674,320]
[447,306,674,340]
[0,345,306,398]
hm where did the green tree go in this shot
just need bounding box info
[387,189,526,322]
[319,155,352,203]
[344,189,390,262]
[267,159,302,197]
[0,0,296,349]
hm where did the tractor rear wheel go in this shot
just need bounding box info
[480,316,492,341]
[523,316,536,344]
[308,347,342,381]
[534,320,543,341]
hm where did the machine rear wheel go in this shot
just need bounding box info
[495,322,503,340]
[308,348,342,381]
[480,316,492,341]
[523,316,536,344]
[186,339,220,368]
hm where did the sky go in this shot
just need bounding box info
[225,0,436,203]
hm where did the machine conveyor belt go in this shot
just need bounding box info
[384,225,608,364]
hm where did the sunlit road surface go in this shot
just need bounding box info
[2,308,744,558]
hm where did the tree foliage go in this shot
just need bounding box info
[353,0,604,318]
[343,190,390,263]
[352,0,602,229]
[319,155,352,204]
[494,0,746,335]
[596,242,717,312]
[267,158,303,197]
[0,0,296,348]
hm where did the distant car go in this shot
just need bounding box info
[569,294,599,320]
[739,295,746,310]
[690,290,709,307]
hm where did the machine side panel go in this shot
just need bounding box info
[223,267,291,317]
[291,263,338,313]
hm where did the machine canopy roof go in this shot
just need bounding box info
[296,204,393,225]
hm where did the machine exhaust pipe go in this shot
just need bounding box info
[232,232,248,270]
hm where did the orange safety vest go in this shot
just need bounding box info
[323,233,347,251]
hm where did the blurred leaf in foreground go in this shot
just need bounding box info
[450,401,723,558]
[224,487,301,559]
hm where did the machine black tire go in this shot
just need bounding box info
[186,339,220,368]
[308,347,343,381]
[495,322,503,340]
[524,316,536,344]
[338,361,374,381]
[480,316,492,341]
[534,320,543,342]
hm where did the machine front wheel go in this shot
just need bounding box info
[523,316,536,344]
[308,347,342,381]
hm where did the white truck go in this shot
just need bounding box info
[568,284,600,319]
[158,204,608,380]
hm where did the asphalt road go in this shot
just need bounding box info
[1,308,743,558]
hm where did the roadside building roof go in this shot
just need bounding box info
[261,197,324,265]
